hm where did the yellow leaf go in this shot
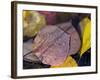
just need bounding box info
[79,17,91,56]
[51,56,77,68]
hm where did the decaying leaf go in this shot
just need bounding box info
[32,22,81,66]
[23,11,46,37]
